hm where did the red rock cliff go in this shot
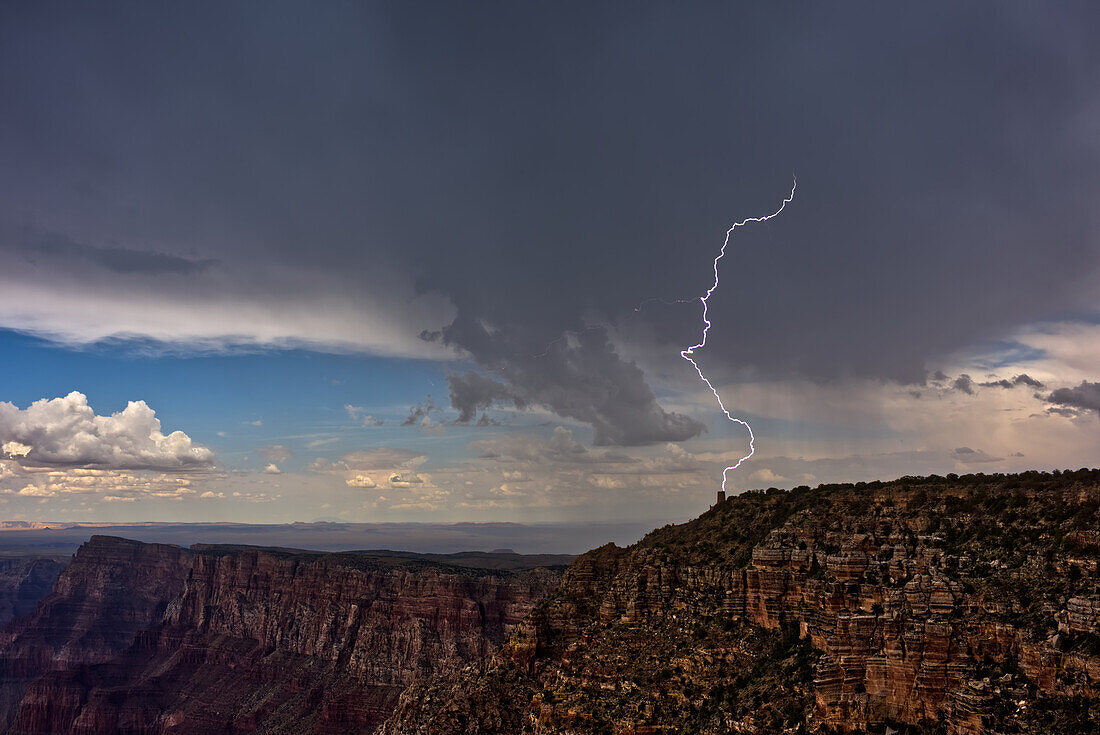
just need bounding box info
[0,536,563,734]
[381,471,1100,734]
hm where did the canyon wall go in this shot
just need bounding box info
[0,537,564,734]
[2,471,1096,734]
[0,556,67,629]
[381,471,1100,734]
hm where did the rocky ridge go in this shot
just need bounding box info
[381,470,1100,734]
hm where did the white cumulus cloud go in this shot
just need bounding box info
[0,392,214,471]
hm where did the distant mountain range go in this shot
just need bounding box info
[0,519,660,556]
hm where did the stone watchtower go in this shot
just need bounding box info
[714,490,726,506]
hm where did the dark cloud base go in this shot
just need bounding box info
[439,318,705,446]
[1047,381,1100,416]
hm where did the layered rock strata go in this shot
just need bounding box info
[0,556,67,629]
[0,537,563,734]
[381,471,1100,734]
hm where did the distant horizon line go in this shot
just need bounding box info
[0,518,683,529]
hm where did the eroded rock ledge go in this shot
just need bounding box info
[381,470,1100,734]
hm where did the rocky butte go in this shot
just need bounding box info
[0,470,1098,733]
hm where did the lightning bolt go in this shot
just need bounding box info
[526,177,796,494]
[681,177,796,492]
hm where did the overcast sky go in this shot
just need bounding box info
[0,2,1098,526]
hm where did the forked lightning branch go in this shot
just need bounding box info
[681,178,797,492]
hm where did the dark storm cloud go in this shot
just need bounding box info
[949,372,1041,395]
[446,371,521,423]
[979,374,1044,389]
[440,317,705,446]
[394,3,1100,386]
[4,222,215,276]
[402,396,440,426]
[1047,381,1100,416]
[953,375,976,395]
[1,2,1099,392]
[951,446,1002,463]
